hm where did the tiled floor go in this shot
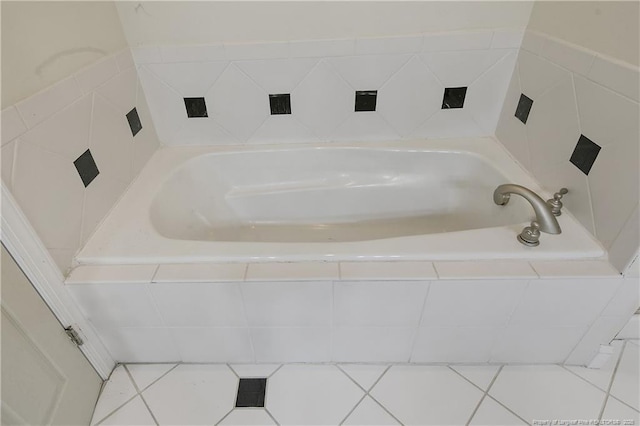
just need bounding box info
[91,340,639,426]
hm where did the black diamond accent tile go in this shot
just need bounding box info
[235,378,267,408]
[515,94,534,124]
[269,94,291,115]
[126,107,143,137]
[442,87,467,109]
[184,97,208,118]
[355,90,377,112]
[570,135,601,176]
[74,149,99,187]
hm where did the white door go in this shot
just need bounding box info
[1,245,103,426]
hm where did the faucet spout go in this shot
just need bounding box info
[493,184,561,234]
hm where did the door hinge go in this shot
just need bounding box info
[65,326,84,346]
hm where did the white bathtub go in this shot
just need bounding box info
[76,137,605,264]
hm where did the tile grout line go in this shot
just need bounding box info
[136,363,180,394]
[123,364,160,426]
[94,393,140,426]
[338,393,368,425]
[560,362,616,394]
[264,407,281,426]
[406,281,432,362]
[357,365,407,426]
[462,365,502,426]
[598,340,628,420]
[213,407,235,426]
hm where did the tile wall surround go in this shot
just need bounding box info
[65,259,638,366]
[495,30,640,274]
[1,48,161,275]
[135,29,524,146]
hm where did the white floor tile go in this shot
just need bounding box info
[370,366,484,425]
[91,365,138,425]
[266,365,364,425]
[142,364,238,425]
[450,365,500,391]
[565,340,623,390]
[218,409,276,426]
[230,364,281,378]
[338,364,388,391]
[125,363,176,391]
[343,396,400,425]
[489,365,606,423]
[602,397,640,424]
[469,397,526,425]
[610,342,640,410]
[98,396,155,426]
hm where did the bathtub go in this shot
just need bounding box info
[76,137,605,265]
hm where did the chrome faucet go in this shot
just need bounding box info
[493,184,562,246]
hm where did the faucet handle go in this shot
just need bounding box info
[547,188,568,216]
[518,221,541,247]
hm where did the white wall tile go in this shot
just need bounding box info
[509,279,621,328]
[145,62,228,97]
[224,41,289,60]
[574,75,640,249]
[206,64,269,141]
[520,31,546,55]
[588,55,640,102]
[517,50,571,99]
[339,261,437,280]
[90,94,134,183]
[19,95,93,161]
[235,58,318,94]
[332,327,415,362]
[288,39,355,58]
[422,30,493,51]
[246,262,338,281]
[66,265,157,284]
[356,35,423,55]
[153,263,246,282]
[292,61,354,137]
[241,281,332,326]
[601,278,640,317]
[98,327,180,362]
[67,284,164,328]
[170,327,253,362]
[490,326,588,363]
[133,81,161,175]
[328,54,412,90]
[495,63,532,169]
[330,112,400,142]
[1,140,16,188]
[248,116,319,144]
[74,56,119,95]
[529,260,621,278]
[12,140,84,250]
[420,280,527,327]
[81,173,128,244]
[491,29,525,49]
[334,281,429,327]
[412,109,484,139]
[150,282,247,326]
[131,47,162,64]
[94,68,138,115]
[434,261,536,279]
[160,44,225,63]
[609,205,639,273]
[565,316,631,365]
[377,56,442,136]
[1,107,27,145]
[15,76,82,128]
[540,37,596,76]
[411,327,501,363]
[466,51,518,135]
[250,327,331,362]
[420,50,509,87]
[609,342,640,410]
[115,48,135,72]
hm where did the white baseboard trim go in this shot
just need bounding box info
[1,184,114,379]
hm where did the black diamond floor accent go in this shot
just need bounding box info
[235,378,267,408]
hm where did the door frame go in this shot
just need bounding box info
[2,184,114,379]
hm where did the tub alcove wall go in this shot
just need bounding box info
[1,1,638,369]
